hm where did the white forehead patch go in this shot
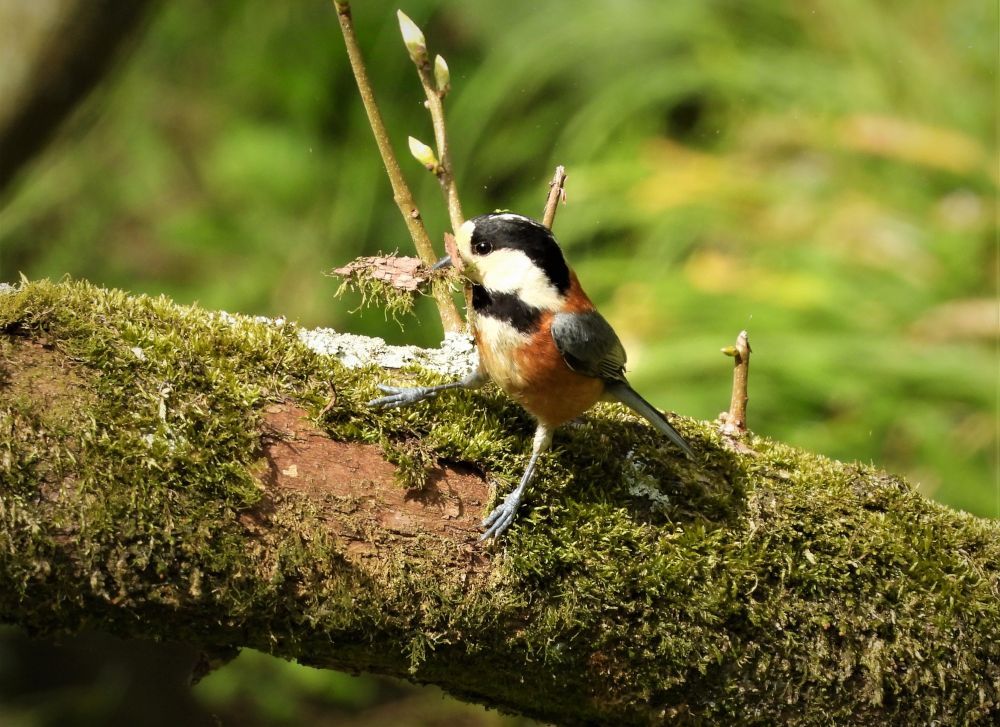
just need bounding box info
[494,212,546,229]
[458,218,476,243]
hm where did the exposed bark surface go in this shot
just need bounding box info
[257,402,489,573]
[1,281,998,725]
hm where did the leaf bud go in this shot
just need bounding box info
[434,55,451,95]
[397,10,428,65]
[408,136,439,171]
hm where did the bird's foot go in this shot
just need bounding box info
[480,488,525,541]
[367,384,437,408]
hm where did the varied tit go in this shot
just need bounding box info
[370,212,694,540]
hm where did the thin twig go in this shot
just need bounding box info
[542,165,568,229]
[334,1,463,332]
[397,11,464,235]
[720,330,751,436]
[418,66,464,233]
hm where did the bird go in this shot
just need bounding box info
[369,212,693,540]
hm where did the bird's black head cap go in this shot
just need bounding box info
[470,213,571,294]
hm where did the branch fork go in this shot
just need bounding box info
[333,3,571,331]
[333,1,462,331]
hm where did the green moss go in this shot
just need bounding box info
[381,435,438,491]
[1,279,997,725]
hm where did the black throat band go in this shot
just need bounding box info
[471,285,541,333]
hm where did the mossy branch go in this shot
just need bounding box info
[1,280,998,725]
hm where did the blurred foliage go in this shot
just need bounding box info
[0,628,530,726]
[0,0,996,723]
[193,649,530,726]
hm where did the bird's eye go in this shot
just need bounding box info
[473,241,493,255]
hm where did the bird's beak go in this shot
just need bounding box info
[431,255,452,271]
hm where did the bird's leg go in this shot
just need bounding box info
[368,370,485,409]
[481,424,553,541]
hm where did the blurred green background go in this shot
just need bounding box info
[0,0,996,724]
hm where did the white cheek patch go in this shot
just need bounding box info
[479,249,564,311]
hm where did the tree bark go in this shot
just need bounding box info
[1,280,997,725]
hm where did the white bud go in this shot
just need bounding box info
[434,55,451,95]
[408,136,439,170]
[396,10,428,64]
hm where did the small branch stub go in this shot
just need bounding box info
[542,165,568,230]
[443,232,464,274]
[720,330,751,437]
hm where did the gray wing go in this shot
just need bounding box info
[551,310,628,383]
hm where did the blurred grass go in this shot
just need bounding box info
[0,0,995,722]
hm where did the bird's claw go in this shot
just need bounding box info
[367,385,434,409]
[479,490,524,541]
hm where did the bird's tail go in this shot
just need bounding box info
[605,382,695,458]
